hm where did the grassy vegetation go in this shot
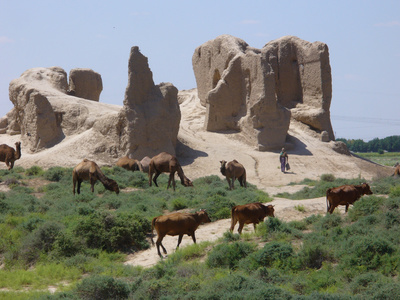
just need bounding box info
[0,166,400,299]
[355,151,400,166]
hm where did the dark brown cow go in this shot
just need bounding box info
[220,159,247,190]
[230,202,275,234]
[326,183,373,214]
[151,210,211,258]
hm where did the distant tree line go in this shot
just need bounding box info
[336,135,400,153]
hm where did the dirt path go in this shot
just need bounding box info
[124,192,329,268]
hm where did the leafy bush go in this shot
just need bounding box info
[207,241,256,269]
[73,211,151,252]
[43,167,69,182]
[25,166,44,176]
[297,242,331,269]
[245,242,294,270]
[348,195,383,221]
[76,275,130,300]
[20,221,64,264]
[320,173,336,182]
[342,236,396,270]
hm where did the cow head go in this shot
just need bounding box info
[105,179,120,195]
[182,176,194,187]
[220,160,227,175]
[266,205,275,217]
[198,209,212,224]
[361,183,373,195]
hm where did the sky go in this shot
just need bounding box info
[1,0,399,141]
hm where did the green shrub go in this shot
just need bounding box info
[343,236,396,270]
[349,272,389,294]
[298,242,331,269]
[250,242,294,269]
[348,196,383,221]
[25,166,44,176]
[43,167,68,182]
[76,275,130,300]
[207,241,256,269]
[389,185,400,198]
[20,221,64,264]
[171,198,188,211]
[320,173,336,182]
[73,211,151,252]
[370,282,400,299]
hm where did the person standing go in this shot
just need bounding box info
[279,148,288,173]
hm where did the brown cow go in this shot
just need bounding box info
[0,142,21,170]
[220,159,247,190]
[151,210,211,258]
[149,152,193,191]
[230,202,275,234]
[72,159,120,195]
[326,183,373,214]
[116,156,143,172]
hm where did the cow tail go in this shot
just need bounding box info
[326,188,331,212]
[230,206,237,232]
[150,217,157,246]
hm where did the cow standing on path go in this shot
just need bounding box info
[151,210,211,258]
[326,183,373,214]
[230,202,275,234]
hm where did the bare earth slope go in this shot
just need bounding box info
[0,88,393,268]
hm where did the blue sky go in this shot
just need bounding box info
[1,0,399,141]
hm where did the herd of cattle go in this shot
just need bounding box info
[69,152,376,258]
[0,142,386,258]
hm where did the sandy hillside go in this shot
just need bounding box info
[0,88,393,268]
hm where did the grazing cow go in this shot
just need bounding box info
[230,202,275,234]
[220,159,247,190]
[73,159,120,195]
[326,183,373,214]
[151,210,211,258]
[149,152,193,191]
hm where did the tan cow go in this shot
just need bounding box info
[230,202,275,234]
[326,183,373,214]
[72,159,119,195]
[149,152,193,191]
[116,156,143,172]
[151,210,211,258]
[220,159,247,190]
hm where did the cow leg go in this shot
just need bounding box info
[239,176,244,187]
[238,222,244,234]
[153,172,160,187]
[77,179,82,195]
[176,234,184,249]
[226,177,232,190]
[231,177,236,190]
[345,204,349,213]
[328,205,335,214]
[191,232,196,244]
[156,236,167,258]
[230,218,237,232]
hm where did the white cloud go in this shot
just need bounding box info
[240,19,260,25]
[0,36,13,44]
[374,21,400,27]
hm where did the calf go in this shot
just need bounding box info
[151,210,211,258]
[230,202,275,234]
[326,183,373,214]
